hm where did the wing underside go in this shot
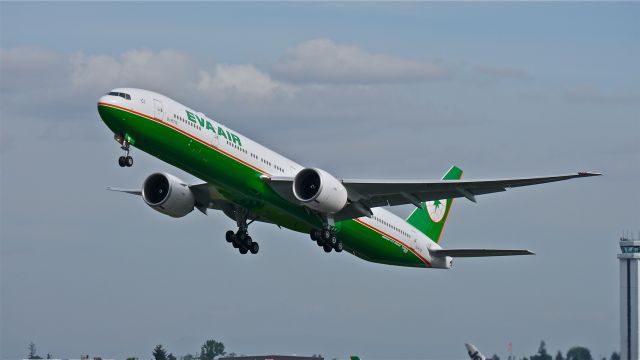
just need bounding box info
[263,171,600,221]
[431,249,535,257]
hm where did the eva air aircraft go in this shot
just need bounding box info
[98,88,599,268]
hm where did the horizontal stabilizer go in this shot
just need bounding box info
[431,249,534,257]
[106,187,141,195]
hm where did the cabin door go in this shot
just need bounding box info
[153,99,164,121]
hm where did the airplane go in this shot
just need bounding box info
[98,88,599,268]
[465,343,487,360]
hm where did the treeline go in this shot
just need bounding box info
[489,341,620,360]
[25,339,620,360]
[144,340,228,360]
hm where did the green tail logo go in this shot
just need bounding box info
[405,166,463,243]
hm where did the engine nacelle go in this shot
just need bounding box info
[292,168,348,214]
[142,172,195,218]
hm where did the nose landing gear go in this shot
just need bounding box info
[115,133,133,167]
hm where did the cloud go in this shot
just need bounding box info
[0,47,69,92]
[0,47,295,120]
[562,85,640,105]
[271,39,448,84]
[70,49,197,92]
[197,64,295,99]
[471,64,530,82]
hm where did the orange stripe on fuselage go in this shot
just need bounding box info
[353,218,431,267]
[97,102,271,176]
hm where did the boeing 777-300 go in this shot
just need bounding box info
[98,88,599,269]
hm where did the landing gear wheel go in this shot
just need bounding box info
[239,247,248,254]
[334,241,343,252]
[310,229,321,241]
[326,234,338,247]
[316,238,324,246]
[225,230,236,243]
[232,241,239,248]
[250,242,259,254]
[321,228,331,241]
[244,235,252,248]
[125,156,133,167]
[323,244,333,253]
[118,156,126,167]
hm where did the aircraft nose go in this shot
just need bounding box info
[98,94,112,106]
[98,90,133,108]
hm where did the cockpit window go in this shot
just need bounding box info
[108,91,131,100]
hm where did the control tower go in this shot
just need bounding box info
[619,236,640,360]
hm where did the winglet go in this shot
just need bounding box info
[577,171,602,177]
[106,187,142,195]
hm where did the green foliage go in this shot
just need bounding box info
[28,342,42,359]
[490,354,501,360]
[531,341,552,360]
[566,347,592,360]
[200,340,226,360]
[181,355,196,360]
[610,352,620,360]
[555,351,565,360]
[153,345,169,360]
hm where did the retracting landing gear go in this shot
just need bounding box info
[310,220,342,253]
[225,207,259,255]
[115,133,133,167]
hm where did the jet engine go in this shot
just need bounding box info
[292,168,348,214]
[142,172,195,218]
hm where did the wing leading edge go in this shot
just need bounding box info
[264,171,601,221]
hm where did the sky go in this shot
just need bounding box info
[0,2,638,360]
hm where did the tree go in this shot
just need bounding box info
[28,342,42,359]
[555,351,565,360]
[566,347,592,360]
[153,345,169,360]
[200,340,226,360]
[610,353,620,360]
[490,354,501,360]
[168,353,177,360]
[181,355,196,360]
[531,341,552,360]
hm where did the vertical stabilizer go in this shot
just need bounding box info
[465,343,486,360]
[405,166,463,243]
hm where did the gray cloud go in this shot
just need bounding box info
[470,64,530,83]
[563,85,640,105]
[271,39,449,84]
[1,40,636,360]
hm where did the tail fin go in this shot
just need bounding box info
[465,343,486,360]
[405,166,463,243]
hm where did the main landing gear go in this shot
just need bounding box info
[115,133,133,167]
[310,226,343,253]
[225,207,259,255]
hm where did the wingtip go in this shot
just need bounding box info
[577,171,602,177]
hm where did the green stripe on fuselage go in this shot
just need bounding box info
[98,104,427,268]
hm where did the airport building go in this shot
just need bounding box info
[220,356,323,360]
[619,236,640,360]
